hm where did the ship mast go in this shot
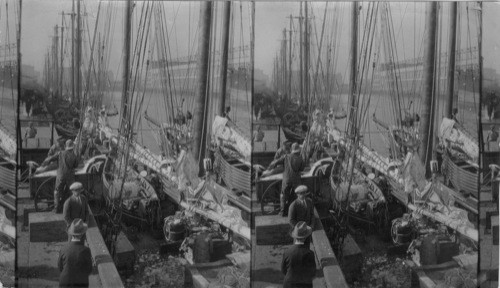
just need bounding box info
[218,1,231,116]
[477,2,483,195]
[121,0,132,130]
[54,25,59,97]
[76,0,82,109]
[193,1,213,176]
[288,16,292,102]
[60,15,64,99]
[71,0,75,104]
[299,3,303,106]
[445,2,458,118]
[419,2,438,176]
[304,2,309,108]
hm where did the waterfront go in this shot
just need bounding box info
[104,87,253,155]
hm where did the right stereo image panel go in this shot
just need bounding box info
[251,2,499,288]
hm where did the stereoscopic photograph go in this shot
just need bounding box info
[2,0,499,288]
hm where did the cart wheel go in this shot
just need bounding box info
[260,180,281,215]
[34,177,56,212]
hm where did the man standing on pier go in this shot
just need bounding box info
[63,182,89,235]
[273,141,291,160]
[271,143,305,217]
[281,221,316,288]
[288,185,314,246]
[46,140,80,213]
[46,137,66,158]
[58,218,93,288]
[288,185,314,228]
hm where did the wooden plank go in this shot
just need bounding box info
[86,209,123,288]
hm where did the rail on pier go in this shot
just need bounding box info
[86,209,124,288]
[311,209,349,288]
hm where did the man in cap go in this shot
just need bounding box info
[288,185,314,229]
[63,182,89,235]
[58,218,93,288]
[45,139,80,213]
[272,142,305,216]
[281,221,316,288]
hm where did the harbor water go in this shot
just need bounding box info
[104,87,253,155]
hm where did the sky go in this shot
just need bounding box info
[254,2,500,81]
[20,1,500,84]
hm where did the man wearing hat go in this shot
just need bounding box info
[273,141,292,161]
[288,185,314,228]
[46,137,66,158]
[58,218,93,288]
[63,182,89,236]
[281,222,316,288]
[45,139,80,213]
[272,142,305,216]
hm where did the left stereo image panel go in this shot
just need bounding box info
[16,0,252,287]
[0,0,19,286]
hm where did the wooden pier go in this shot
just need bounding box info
[252,207,351,288]
[17,186,123,287]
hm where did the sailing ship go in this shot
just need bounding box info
[90,1,252,285]
[257,2,481,286]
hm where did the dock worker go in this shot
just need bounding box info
[288,185,314,246]
[288,185,314,228]
[58,218,93,288]
[274,141,292,161]
[63,182,89,238]
[45,140,80,213]
[24,122,37,139]
[253,125,265,143]
[486,126,499,151]
[47,137,66,158]
[271,142,305,217]
[281,221,316,288]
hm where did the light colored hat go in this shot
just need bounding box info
[69,182,84,192]
[65,139,75,150]
[291,143,301,154]
[291,221,312,239]
[139,170,148,178]
[67,218,88,236]
[295,185,309,194]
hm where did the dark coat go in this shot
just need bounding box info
[58,241,93,287]
[49,149,79,187]
[281,244,316,288]
[288,198,314,228]
[63,195,89,228]
[276,153,305,192]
